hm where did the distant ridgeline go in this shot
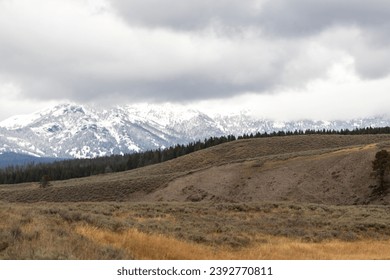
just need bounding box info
[0,152,60,168]
[1,126,390,185]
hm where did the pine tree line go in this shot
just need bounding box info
[237,126,390,139]
[0,135,236,184]
[1,126,390,185]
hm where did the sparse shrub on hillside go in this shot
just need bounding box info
[39,175,51,188]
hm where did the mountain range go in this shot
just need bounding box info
[0,103,389,164]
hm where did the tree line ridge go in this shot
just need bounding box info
[1,126,390,185]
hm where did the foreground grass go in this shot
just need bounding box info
[1,201,390,259]
[77,225,390,260]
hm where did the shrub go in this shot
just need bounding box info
[39,175,51,188]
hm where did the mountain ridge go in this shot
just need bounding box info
[0,103,390,160]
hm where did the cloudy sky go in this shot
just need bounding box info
[1,0,390,121]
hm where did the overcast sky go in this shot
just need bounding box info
[1,0,390,121]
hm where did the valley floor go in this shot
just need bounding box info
[1,201,390,260]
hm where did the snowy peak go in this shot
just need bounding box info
[0,104,87,129]
[0,103,209,159]
[1,103,390,159]
[0,111,42,130]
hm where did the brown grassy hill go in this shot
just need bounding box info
[149,144,381,205]
[2,134,390,204]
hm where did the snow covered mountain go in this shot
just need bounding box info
[0,103,389,160]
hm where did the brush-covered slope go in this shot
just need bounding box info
[1,134,390,205]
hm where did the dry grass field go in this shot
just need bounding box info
[1,201,390,259]
[1,134,390,259]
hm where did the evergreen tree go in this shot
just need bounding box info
[39,175,51,188]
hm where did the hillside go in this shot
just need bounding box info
[2,134,390,205]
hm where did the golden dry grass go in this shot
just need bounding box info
[76,225,390,260]
[1,201,390,259]
[76,225,218,260]
[237,238,390,260]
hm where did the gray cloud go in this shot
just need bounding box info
[110,0,390,80]
[0,0,313,104]
[353,44,390,79]
[257,0,390,79]
[110,0,390,36]
[109,0,264,31]
[258,0,390,36]
[0,0,390,109]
